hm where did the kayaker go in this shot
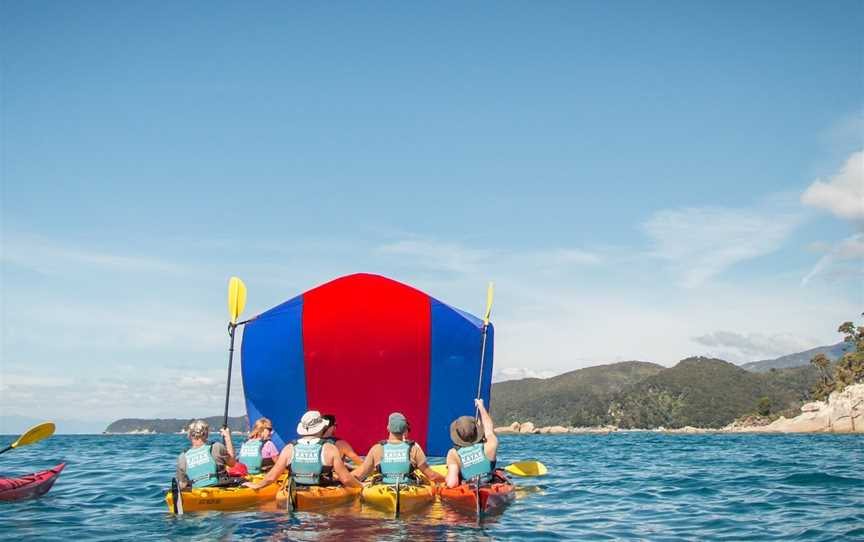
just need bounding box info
[175,419,238,490]
[445,398,499,488]
[322,414,363,466]
[352,412,445,484]
[234,417,280,474]
[243,410,362,490]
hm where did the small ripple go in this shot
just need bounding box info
[779,472,863,487]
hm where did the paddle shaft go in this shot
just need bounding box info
[222,323,237,429]
[475,475,482,523]
[0,445,12,456]
[474,323,490,418]
[395,477,401,518]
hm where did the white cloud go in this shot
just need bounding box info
[801,150,864,220]
[1,234,185,276]
[801,233,864,286]
[376,238,602,277]
[692,330,816,363]
[376,239,493,274]
[643,204,803,288]
[0,366,246,422]
[5,303,225,353]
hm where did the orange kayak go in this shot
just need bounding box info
[438,480,515,514]
[165,474,286,513]
[276,484,361,510]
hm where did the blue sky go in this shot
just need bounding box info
[1,1,862,428]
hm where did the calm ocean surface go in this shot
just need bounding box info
[1,433,862,541]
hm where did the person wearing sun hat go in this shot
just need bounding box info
[444,398,500,488]
[351,412,445,484]
[243,410,361,490]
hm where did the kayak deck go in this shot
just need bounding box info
[439,479,515,514]
[0,463,65,502]
[164,474,286,513]
[361,482,436,514]
[276,484,361,510]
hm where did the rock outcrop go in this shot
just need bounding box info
[727,383,864,434]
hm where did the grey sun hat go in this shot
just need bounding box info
[296,410,330,436]
[187,419,210,440]
[450,416,483,447]
[387,412,408,434]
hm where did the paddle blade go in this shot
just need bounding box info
[504,461,547,477]
[429,464,448,476]
[12,422,55,448]
[228,277,247,324]
[483,281,494,326]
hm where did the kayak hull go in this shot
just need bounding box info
[276,485,361,510]
[361,482,436,514]
[164,474,285,513]
[0,463,65,502]
[439,480,515,514]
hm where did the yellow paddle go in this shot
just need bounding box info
[223,276,247,429]
[0,422,55,455]
[428,460,547,478]
[503,461,548,477]
[228,277,247,325]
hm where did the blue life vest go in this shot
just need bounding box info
[456,443,492,482]
[379,440,413,484]
[291,438,324,485]
[238,439,264,474]
[185,444,219,488]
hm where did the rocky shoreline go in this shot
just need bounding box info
[495,383,864,435]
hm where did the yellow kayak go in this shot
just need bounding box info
[361,482,436,514]
[276,484,361,510]
[165,474,286,513]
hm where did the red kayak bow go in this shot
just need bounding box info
[0,463,65,501]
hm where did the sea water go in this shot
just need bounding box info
[0,433,862,541]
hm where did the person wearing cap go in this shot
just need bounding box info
[351,412,445,484]
[321,414,364,466]
[244,410,361,490]
[175,419,237,490]
[445,398,499,488]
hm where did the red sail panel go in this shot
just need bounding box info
[301,274,432,455]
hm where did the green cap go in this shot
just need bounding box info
[387,412,408,434]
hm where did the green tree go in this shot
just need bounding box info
[757,396,772,417]
[811,314,864,400]
[834,317,864,389]
[810,353,834,400]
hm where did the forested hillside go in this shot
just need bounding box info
[491,357,819,429]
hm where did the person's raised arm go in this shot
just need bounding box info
[329,445,362,488]
[244,445,291,489]
[475,398,498,459]
[219,428,237,466]
[445,449,460,489]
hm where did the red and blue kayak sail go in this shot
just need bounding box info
[240,273,494,457]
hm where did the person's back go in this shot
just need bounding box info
[445,399,499,488]
[291,435,334,485]
[243,411,361,490]
[236,418,279,474]
[353,412,444,484]
[175,419,237,490]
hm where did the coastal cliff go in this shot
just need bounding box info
[728,383,863,434]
